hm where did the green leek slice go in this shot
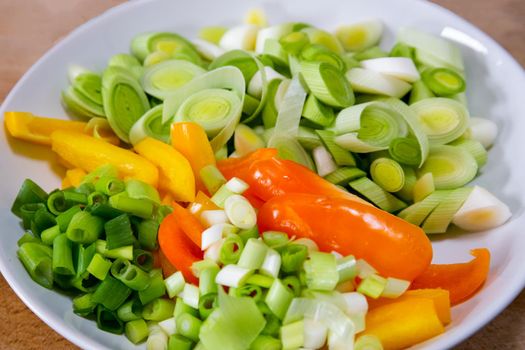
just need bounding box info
[370,157,405,192]
[255,23,294,53]
[300,44,346,72]
[301,27,344,54]
[324,167,366,185]
[398,190,450,225]
[301,61,355,108]
[108,54,143,81]
[270,77,307,140]
[62,69,105,118]
[422,187,473,234]
[335,19,383,52]
[388,137,421,166]
[450,139,488,167]
[141,60,206,100]
[345,68,412,98]
[348,177,407,212]
[163,66,245,151]
[315,130,356,166]
[199,26,228,45]
[131,32,201,64]
[301,94,335,127]
[409,80,435,104]
[262,79,285,128]
[421,67,466,97]
[417,145,478,190]
[129,105,170,145]
[352,46,388,61]
[413,172,435,202]
[143,51,171,67]
[395,165,417,202]
[101,67,150,142]
[280,31,309,55]
[297,126,323,150]
[410,97,469,145]
[269,136,315,171]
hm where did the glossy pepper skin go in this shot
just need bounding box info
[258,193,432,281]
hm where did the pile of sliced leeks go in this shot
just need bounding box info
[62,10,510,235]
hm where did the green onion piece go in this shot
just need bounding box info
[215,265,253,288]
[83,164,118,184]
[96,240,133,260]
[219,234,244,265]
[73,293,97,317]
[17,232,41,247]
[224,195,257,230]
[147,323,169,350]
[74,182,95,196]
[137,219,159,250]
[422,187,473,234]
[17,242,53,289]
[104,214,134,250]
[134,249,154,272]
[280,31,309,55]
[111,258,151,291]
[96,305,124,334]
[266,279,294,320]
[139,269,166,305]
[169,334,194,350]
[20,203,43,230]
[200,165,227,195]
[410,98,469,145]
[74,242,96,278]
[357,274,387,299]
[349,177,407,212]
[29,206,56,237]
[125,319,149,344]
[95,177,125,196]
[390,42,415,59]
[117,298,143,322]
[125,179,161,204]
[175,297,200,319]
[109,192,154,219]
[89,202,126,221]
[191,260,220,279]
[301,61,355,108]
[199,266,219,296]
[282,276,302,297]
[450,139,488,168]
[234,283,263,303]
[260,248,281,279]
[238,226,259,245]
[304,252,339,291]
[398,190,451,226]
[246,274,275,289]
[200,291,266,350]
[355,334,383,350]
[101,66,151,143]
[176,313,202,342]
[258,302,281,337]
[66,211,104,244]
[337,255,358,283]
[164,271,186,298]
[388,137,422,166]
[302,94,335,128]
[93,275,132,311]
[143,298,176,321]
[52,234,75,276]
[300,44,346,72]
[250,335,281,350]
[281,244,308,274]
[237,238,268,270]
[324,167,366,185]
[417,145,478,189]
[210,185,235,209]
[413,173,435,202]
[87,192,107,206]
[409,80,435,104]
[370,157,405,192]
[262,231,289,249]
[421,67,466,97]
[280,319,304,349]
[87,253,112,280]
[41,225,61,246]
[48,191,85,215]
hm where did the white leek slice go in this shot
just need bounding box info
[397,27,464,71]
[303,319,328,349]
[142,59,206,100]
[255,23,293,53]
[410,97,469,145]
[422,186,473,234]
[219,25,259,51]
[247,66,285,99]
[381,277,410,298]
[356,259,378,279]
[346,68,412,98]
[191,39,226,61]
[225,177,249,194]
[360,57,420,83]
[129,105,170,145]
[452,186,511,231]
[215,264,253,288]
[271,77,307,139]
[163,66,245,151]
[147,323,168,350]
[313,145,338,177]
[342,292,368,315]
[335,19,383,52]
[466,117,498,149]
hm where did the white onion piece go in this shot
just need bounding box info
[219,25,259,51]
[452,186,511,231]
[312,145,338,177]
[468,117,498,149]
[247,66,285,98]
[360,57,420,83]
[191,38,225,60]
[346,68,412,98]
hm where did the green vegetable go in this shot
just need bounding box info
[129,104,171,145]
[349,177,407,212]
[370,157,405,192]
[125,319,149,344]
[18,242,54,289]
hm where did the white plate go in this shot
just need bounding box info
[1,0,524,349]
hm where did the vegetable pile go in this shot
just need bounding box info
[4,9,511,350]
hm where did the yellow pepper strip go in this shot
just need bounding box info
[51,131,158,186]
[65,168,87,188]
[360,298,445,350]
[171,122,216,193]
[61,177,72,189]
[4,112,120,146]
[135,137,195,203]
[367,288,451,325]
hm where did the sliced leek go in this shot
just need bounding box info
[335,19,383,52]
[465,117,498,149]
[409,80,435,104]
[413,172,435,202]
[349,177,407,212]
[268,136,315,171]
[316,130,356,166]
[247,66,285,99]
[101,67,150,142]
[324,167,366,186]
[417,145,478,190]
[255,23,294,53]
[191,39,226,61]
[360,57,420,83]
[312,145,338,177]
[410,98,469,145]
[345,68,412,98]
[219,25,259,51]
[370,157,405,192]
[234,124,265,157]
[395,165,417,202]
[300,44,346,72]
[129,105,170,145]
[301,27,344,54]
[422,187,472,234]
[199,26,227,45]
[141,60,206,100]
[398,190,450,226]
[302,94,335,128]
[108,54,143,81]
[62,70,105,118]
[269,76,307,140]
[450,139,488,168]
[421,67,466,97]
[388,137,422,166]
[131,32,201,64]
[301,61,355,108]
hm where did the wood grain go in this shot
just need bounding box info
[0,1,523,349]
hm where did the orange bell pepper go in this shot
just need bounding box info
[368,289,451,325]
[360,297,445,350]
[51,131,158,186]
[217,148,369,205]
[170,202,205,248]
[410,248,490,305]
[188,191,220,221]
[158,213,201,284]
[257,193,432,281]
[171,122,216,192]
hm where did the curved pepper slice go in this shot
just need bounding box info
[170,202,205,248]
[410,248,490,305]
[51,131,158,186]
[158,212,201,284]
[258,193,432,281]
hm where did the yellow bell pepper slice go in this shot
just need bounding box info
[64,168,87,188]
[4,112,119,146]
[51,131,158,186]
[360,297,445,350]
[135,137,195,202]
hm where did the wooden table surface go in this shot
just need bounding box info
[0,1,523,349]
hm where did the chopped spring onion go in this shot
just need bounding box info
[410,97,469,145]
[303,318,328,349]
[349,177,407,212]
[346,68,412,98]
[181,283,201,310]
[417,145,478,190]
[421,67,466,97]
[301,27,344,54]
[224,195,257,229]
[238,238,268,270]
[360,57,420,83]
[66,211,104,244]
[41,225,61,246]
[92,276,132,311]
[138,269,166,305]
[382,277,411,298]
[215,264,252,288]
[324,167,366,186]
[337,255,358,283]
[234,124,265,157]
[125,179,161,204]
[304,252,339,291]
[201,224,227,251]
[413,172,435,202]
[105,214,134,250]
[137,219,159,251]
[101,67,150,143]
[409,80,435,104]
[335,19,383,52]
[450,139,488,168]
[312,145,338,177]
[111,258,151,291]
[421,187,473,234]
[260,249,282,278]
[219,25,259,51]
[18,242,53,289]
[125,319,149,344]
[177,313,202,342]
[452,186,511,231]
[201,210,230,228]
[200,165,227,196]
[466,117,498,149]
[95,177,125,196]
[11,179,48,218]
[281,244,309,274]
[250,335,281,350]
[143,298,176,322]
[96,305,124,334]
[280,319,305,349]
[301,61,355,108]
[73,293,97,317]
[357,274,387,299]
[266,278,294,319]
[108,193,154,219]
[87,253,112,280]
[199,265,220,296]
[147,323,169,350]
[262,231,290,249]
[117,299,143,322]
[370,157,405,192]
